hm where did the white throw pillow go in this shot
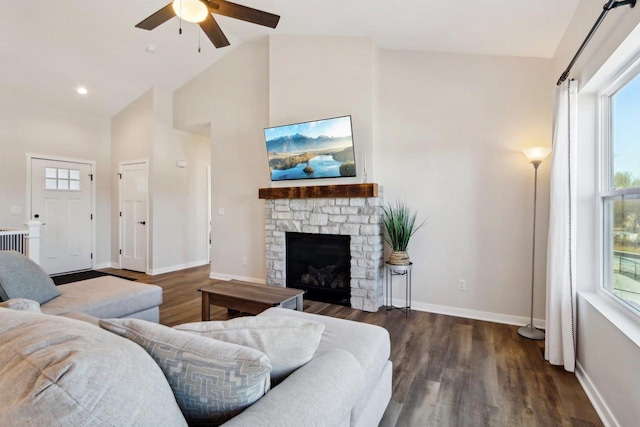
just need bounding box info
[100,318,272,426]
[0,298,41,312]
[174,315,325,383]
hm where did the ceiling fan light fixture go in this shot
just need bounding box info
[172,0,209,23]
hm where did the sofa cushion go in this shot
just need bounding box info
[100,318,272,427]
[59,311,101,326]
[0,251,59,304]
[175,315,325,383]
[40,276,162,318]
[258,308,391,422]
[222,349,365,427]
[0,308,187,427]
[0,298,41,312]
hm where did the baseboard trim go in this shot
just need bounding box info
[209,271,266,285]
[575,361,618,427]
[391,298,545,328]
[94,262,116,270]
[148,260,210,276]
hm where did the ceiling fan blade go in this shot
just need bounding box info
[199,14,230,48]
[136,3,176,30]
[207,0,280,28]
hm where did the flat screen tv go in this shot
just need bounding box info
[264,115,356,182]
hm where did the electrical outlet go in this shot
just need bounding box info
[242,257,248,266]
[457,279,466,291]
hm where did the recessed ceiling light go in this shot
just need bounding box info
[146,45,157,54]
[77,87,88,95]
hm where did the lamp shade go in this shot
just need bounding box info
[172,0,209,23]
[522,147,552,164]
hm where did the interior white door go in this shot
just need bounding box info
[31,158,93,275]
[120,163,148,272]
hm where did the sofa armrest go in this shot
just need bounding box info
[222,349,365,427]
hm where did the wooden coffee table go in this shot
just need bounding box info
[199,281,305,321]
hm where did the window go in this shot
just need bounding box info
[45,168,81,191]
[601,69,640,314]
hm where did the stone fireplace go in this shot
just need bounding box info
[260,184,384,312]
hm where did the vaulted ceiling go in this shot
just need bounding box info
[1,0,579,117]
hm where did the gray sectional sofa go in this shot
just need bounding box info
[0,251,393,426]
[0,251,162,321]
[0,307,392,426]
[41,276,162,321]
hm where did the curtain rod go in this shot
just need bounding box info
[557,0,636,85]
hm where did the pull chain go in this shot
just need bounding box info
[179,0,183,34]
[198,30,201,53]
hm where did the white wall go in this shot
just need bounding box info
[0,94,111,266]
[152,89,210,273]
[173,35,553,324]
[551,1,640,425]
[269,36,376,183]
[379,50,553,322]
[111,88,210,273]
[174,40,270,281]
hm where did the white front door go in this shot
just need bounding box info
[120,162,148,272]
[31,158,93,274]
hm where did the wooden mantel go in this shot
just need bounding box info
[259,183,379,200]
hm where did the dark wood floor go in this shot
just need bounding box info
[102,265,603,427]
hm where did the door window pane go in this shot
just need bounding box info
[43,167,81,191]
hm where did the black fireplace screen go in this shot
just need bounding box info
[286,232,350,306]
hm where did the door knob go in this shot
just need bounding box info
[138,221,146,225]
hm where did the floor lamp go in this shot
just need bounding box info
[519,147,551,340]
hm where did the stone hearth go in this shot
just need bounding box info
[262,186,384,312]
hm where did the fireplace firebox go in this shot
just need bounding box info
[286,232,351,306]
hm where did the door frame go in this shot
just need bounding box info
[206,166,212,263]
[118,159,150,273]
[25,153,97,270]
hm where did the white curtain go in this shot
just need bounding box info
[545,80,578,372]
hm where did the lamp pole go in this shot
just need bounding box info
[518,159,545,340]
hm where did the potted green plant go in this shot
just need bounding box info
[382,199,425,265]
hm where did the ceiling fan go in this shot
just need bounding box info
[136,0,280,49]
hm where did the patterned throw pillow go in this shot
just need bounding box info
[100,318,272,426]
[175,315,325,383]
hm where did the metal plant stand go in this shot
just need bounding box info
[385,262,413,317]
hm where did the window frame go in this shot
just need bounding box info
[597,55,640,318]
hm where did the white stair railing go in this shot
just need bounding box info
[0,221,41,264]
